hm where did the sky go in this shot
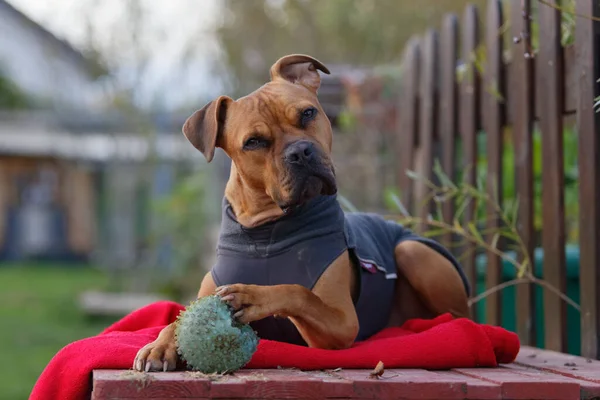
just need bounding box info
[7,0,225,110]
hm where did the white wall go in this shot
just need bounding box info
[0,3,104,110]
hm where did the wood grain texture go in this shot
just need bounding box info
[510,0,536,348]
[414,30,438,233]
[459,4,481,320]
[397,38,421,215]
[483,0,504,327]
[537,0,567,354]
[439,14,459,249]
[575,0,600,360]
[92,349,600,400]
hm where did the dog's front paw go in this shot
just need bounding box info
[215,284,275,324]
[133,338,178,372]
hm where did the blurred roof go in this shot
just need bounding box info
[0,0,106,77]
[0,109,191,135]
[0,110,199,162]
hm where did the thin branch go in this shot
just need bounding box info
[394,216,523,272]
[396,158,580,314]
[537,0,600,23]
[529,274,581,311]
[467,274,581,312]
[469,278,529,305]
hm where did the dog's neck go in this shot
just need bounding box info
[218,192,345,256]
[224,164,285,228]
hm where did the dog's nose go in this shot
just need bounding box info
[284,141,315,164]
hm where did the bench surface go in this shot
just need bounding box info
[92,346,600,400]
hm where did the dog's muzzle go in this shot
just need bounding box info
[281,140,337,209]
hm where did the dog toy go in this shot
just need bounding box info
[174,295,258,373]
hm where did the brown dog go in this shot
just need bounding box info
[133,54,470,372]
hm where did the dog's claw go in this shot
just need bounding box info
[145,361,151,372]
[163,361,168,372]
[234,310,244,319]
[221,294,234,302]
[215,286,228,296]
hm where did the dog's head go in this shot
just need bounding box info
[182,54,336,213]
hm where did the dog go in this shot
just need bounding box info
[133,54,470,372]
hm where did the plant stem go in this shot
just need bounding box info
[537,0,600,23]
[468,273,580,312]
[468,278,529,306]
[528,274,581,311]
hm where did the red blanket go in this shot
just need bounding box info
[30,301,519,400]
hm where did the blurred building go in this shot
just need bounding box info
[0,0,199,264]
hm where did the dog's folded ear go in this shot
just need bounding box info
[182,95,232,162]
[270,54,330,93]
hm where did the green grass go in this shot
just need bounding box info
[0,263,118,400]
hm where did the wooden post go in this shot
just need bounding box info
[415,30,439,233]
[439,14,459,249]
[511,0,536,347]
[537,0,567,353]
[398,38,421,215]
[575,0,600,360]
[460,5,481,319]
[483,0,505,327]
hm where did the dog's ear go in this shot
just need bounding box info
[182,95,231,162]
[270,54,330,93]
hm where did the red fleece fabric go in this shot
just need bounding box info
[30,301,520,400]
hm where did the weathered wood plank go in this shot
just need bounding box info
[414,29,438,232]
[211,369,346,399]
[500,44,576,123]
[397,38,421,215]
[483,0,505,327]
[510,0,536,347]
[439,14,460,248]
[92,352,600,400]
[575,0,600,360]
[428,370,503,399]
[516,346,600,384]
[453,366,581,400]
[335,369,467,399]
[460,4,481,320]
[91,370,211,399]
[537,0,567,354]
[506,363,600,399]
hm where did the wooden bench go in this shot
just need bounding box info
[91,347,600,399]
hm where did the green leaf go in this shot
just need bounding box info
[338,195,359,213]
[433,159,457,190]
[500,230,520,242]
[517,259,529,279]
[453,219,465,234]
[405,169,421,180]
[468,222,484,243]
[491,233,500,249]
[421,228,448,238]
[511,196,520,226]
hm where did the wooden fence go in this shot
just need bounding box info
[397,0,599,359]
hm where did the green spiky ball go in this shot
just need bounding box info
[174,295,259,373]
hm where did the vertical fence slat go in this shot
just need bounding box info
[440,14,459,248]
[415,30,439,231]
[398,38,421,215]
[511,0,536,347]
[460,5,480,319]
[483,0,505,327]
[575,1,600,360]
[538,0,567,353]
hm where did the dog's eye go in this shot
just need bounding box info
[243,137,269,150]
[300,107,317,126]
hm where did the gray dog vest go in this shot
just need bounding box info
[211,195,470,346]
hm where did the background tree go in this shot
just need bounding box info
[214,0,486,96]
